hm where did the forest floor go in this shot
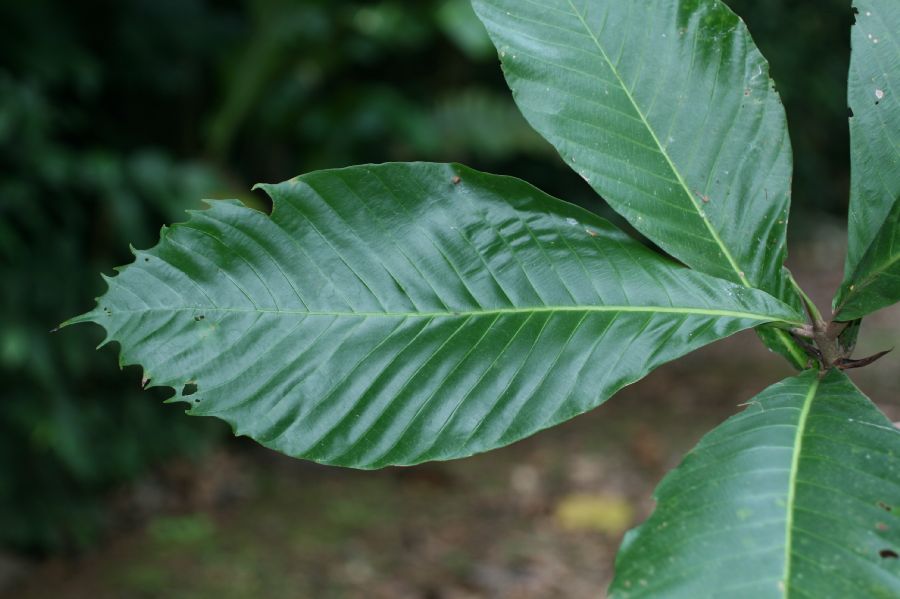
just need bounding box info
[5,230,900,599]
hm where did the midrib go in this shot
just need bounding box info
[782,375,821,597]
[565,0,749,286]
[563,1,807,364]
[90,304,799,323]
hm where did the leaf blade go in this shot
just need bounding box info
[471,0,808,366]
[68,162,802,468]
[610,369,900,597]
[837,196,900,320]
[835,0,900,320]
[470,0,796,303]
[841,0,900,285]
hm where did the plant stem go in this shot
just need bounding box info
[788,273,825,327]
[788,273,847,369]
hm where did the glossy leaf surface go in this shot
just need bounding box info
[838,198,900,320]
[471,0,806,364]
[836,0,900,320]
[66,163,801,468]
[610,370,900,598]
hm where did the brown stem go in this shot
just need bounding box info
[794,293,841,369]
[790,325,815,338]
[824,320,848,342]
[813,330,843,369]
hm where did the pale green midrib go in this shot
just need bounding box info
[563,1,807,367]
[72,304,802,324]
[564,0,752,289]
[770,328,807,366]
[782,375,821,597]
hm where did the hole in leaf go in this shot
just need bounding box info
[880,549,898,559]
[851,6,859,24]
[182,383,198,397]
[144,257,150,262]
[848,107,854,118]
[250,188,274,215]
[878,501,892,512]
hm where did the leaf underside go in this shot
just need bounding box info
[610,370,900,598]
[836,0,900,320]
[66,162,800,469]
[471,0,807,365]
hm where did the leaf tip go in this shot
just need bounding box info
[57,308,104,330]
[163,394,187,406]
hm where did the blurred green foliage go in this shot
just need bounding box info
[0,0,234,552]
[1,0,853,552]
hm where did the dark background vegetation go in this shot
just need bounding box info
[2,0,889,595]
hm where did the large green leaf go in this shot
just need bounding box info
[610,369,900,598]
[64,162,801,469]
[835,0,900,320]
[470,0,807,366]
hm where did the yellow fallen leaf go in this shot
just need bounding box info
[555,493,634,535]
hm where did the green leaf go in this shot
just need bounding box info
[64,162,802,468]
[610,369,900,598]
[757,293,810,369]
[837,198,900,320]
[467,0,795,296]
[471,0,807,365]
[835,0,900,320]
